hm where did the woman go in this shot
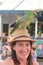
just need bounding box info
[2,29,39,65]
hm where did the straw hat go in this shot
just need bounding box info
[7,29,35,44]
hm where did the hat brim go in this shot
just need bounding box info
[13,37,35,42]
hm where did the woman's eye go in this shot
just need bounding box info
[26,43,30,46]
[18,44,23,46]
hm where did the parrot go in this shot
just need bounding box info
[10,11,35,34]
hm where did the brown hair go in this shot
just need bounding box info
[11,41,33,65]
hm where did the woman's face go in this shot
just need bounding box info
[12,41,31,60]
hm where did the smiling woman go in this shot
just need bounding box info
[0,28,39,65]
[11,41,31,61]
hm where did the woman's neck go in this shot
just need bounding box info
[19,59,27,65]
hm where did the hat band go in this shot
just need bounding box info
[14,35,30,40]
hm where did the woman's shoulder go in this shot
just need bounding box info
[4,57,15,65]
[32,61,39,65]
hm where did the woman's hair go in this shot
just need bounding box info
[11,41,33,65]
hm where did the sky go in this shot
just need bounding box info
[0,0,43,10]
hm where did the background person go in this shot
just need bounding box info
[2,45,11,60]
[31,43,37,62]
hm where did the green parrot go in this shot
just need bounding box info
[10,11,35,34]
[17,11,35,28]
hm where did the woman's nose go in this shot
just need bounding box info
[22,46,27,51]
